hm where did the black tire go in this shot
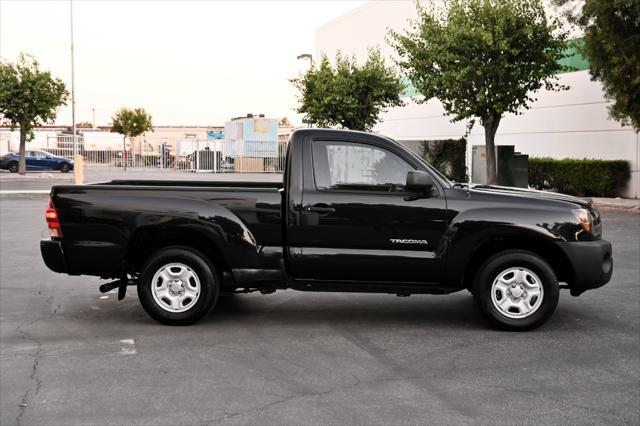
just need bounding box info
[8,161,18,173]
[59,163,71,173]
[473,250,559,331]
[137,246,219,325]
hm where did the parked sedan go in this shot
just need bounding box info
[0,150,74,173]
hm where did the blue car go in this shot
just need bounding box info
[0,150,74,173]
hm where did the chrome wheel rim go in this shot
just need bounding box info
[151,263,201,313]
[491,267,544,319]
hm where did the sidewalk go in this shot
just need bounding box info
[0,171,73,180]
[588,197,640,210]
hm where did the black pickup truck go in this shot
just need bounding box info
[41,129,613,330]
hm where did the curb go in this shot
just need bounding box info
[0,172,74,181]
[0,190,51,194]
[588,198,640,210]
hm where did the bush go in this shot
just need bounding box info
[419,138,467,182]
[529,158,630,197]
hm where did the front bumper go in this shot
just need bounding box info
[556,239,613,296]
[40,239,68,273]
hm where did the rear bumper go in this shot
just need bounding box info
[556,239,613,295]
[40,239,68,274]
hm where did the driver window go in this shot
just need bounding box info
[312,140,414,192]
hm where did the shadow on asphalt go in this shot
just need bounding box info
[58,290,518,332]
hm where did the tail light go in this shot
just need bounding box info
[45,199,63,238]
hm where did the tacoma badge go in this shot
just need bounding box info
[390,239,429,245]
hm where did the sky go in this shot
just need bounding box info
[0,0,365,127]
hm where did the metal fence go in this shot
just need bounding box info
[44,135,287,173]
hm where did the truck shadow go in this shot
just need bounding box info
[202,292,490,330]
[67,290,590,334]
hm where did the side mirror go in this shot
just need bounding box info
[406,170,434,193]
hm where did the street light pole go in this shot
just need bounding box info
[70,0,77,159]
[296,53,313,68]
[296,53,314,128]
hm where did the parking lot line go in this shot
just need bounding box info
[119,339,137,355]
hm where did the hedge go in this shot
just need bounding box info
[529,158,630,197]
[419,138,467,183]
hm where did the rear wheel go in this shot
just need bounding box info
[59,163,71,173]
[137,247,219,325]
[474,250,559,331]
[8,161,18,173]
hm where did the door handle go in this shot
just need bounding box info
[304,204,335,214]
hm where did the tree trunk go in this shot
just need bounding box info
[483,116,501,185]
[123,136,127,172]
[18,127,27,175]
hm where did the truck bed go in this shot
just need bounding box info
[50,180,284,278]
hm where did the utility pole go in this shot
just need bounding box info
[92,107,96,129]
[70,0,77,158]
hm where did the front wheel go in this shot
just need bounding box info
[8,161,18,173]
[137,247,219,325]
[474,250,559,331]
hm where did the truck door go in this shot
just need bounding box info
[287,137,449,284]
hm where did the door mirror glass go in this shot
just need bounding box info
[406,171,434,192]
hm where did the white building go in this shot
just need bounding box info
[316,1,639,198]
[224,114,278,157]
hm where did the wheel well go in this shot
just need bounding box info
[463,237,573,290]
[126,228,228,276]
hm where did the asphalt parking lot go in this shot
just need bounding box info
[0,196,638,425]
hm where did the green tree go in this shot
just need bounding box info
[278,116,292,127]
[555,0,640,131]
[0,53,68,174]
[110,107,153,171]
[291,49,404,131]
[390,0,569,184]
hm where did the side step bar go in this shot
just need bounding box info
[99,279,137,300]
